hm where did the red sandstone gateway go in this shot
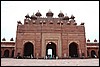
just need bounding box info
[1,10,99,59]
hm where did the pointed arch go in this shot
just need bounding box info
[4,49,9,58]
[23,42,34,58]
[69,42,79,58]
[91,50,96,58]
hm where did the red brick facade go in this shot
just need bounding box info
[86,39,99,58]
[1,42,15,58]
[1,11,99,59]
[1,40,99,58]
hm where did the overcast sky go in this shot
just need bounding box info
[1,1,99,42]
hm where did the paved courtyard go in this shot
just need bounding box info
[1,58,99,66]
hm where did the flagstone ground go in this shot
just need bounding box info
[1,58,99,66]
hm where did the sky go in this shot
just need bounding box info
[1,1,99,42]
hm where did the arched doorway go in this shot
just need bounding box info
[46,42,56,59]
[91,50,96,58]
[11,50,14,58]
[69,42,78,58]
[24,42,34,58]
[4,50,9,58]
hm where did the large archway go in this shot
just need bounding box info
[91,50,96,58]
[69,42,79,58]
[4,50,9,58]
[24,42,34,58]
[46,42,56,59]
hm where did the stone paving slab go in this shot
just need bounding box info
[1,58,99,66]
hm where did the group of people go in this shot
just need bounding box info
[16,53,34,59]
[45,55,58,59]
[16,53,59,59]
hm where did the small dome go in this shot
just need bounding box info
[2,38,6,41]
[10,38,14,41]
[30,13,37,20]
[81,23,84,25]
[25,14,30,18]
[17,21,22,24]
[35,10,42,17]
[58,11,64,17]
[94,39,97,42]
[70,14,75,19]
[87,39,90,42]
[63,16,69,20]
[46,9,54,17]
[73,23,77,25]
[63,14,69,20]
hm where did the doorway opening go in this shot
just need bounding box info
[46,42,56,59]
[24,42,34,58]
[4,50,9,58]
[91,50,97,58]
[69,42,79,58]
